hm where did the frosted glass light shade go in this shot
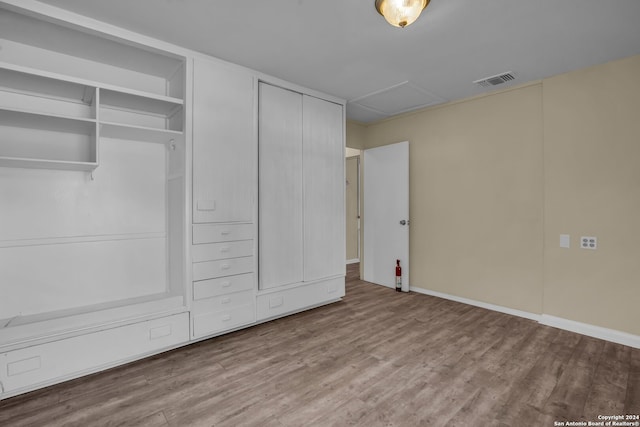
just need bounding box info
[375,0,430,28]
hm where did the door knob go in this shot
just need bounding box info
[399,220,409,226]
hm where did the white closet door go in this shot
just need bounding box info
[192,58,255,223]
[259,83,304,289]
[302,95,345,281]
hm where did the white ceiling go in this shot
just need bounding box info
[35,0,640,123]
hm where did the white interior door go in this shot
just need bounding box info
[363,141,409,289]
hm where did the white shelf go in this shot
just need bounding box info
[0,156,98,171]
[0,65,95,106]
[100,88,183,115]
[0,10,185,97]
[100,121,183,144]
[0,61,184,112]
[0,61,185,170]
[0,108,96,134]
[0,108,98,170]
[99,88,184,134]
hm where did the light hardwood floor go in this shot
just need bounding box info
[1,264,639,426]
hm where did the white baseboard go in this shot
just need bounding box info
[409,286,640,349]
[539,314,640,349]
[346,259,360,265]
[409,286,540,322]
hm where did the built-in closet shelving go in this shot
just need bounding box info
[0,63,98,170]
[0,0,346,401]
[0,59,184,170]
[0,2,189,384]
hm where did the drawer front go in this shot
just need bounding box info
[192,304,255,339]
[193,273,255,300]
[193,223,253,244]
[193,290,254,313]
[192,257,254,281]
[192,240,253,263]
[256,277,345,321]
[0,313,189,394]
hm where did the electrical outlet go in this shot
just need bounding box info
[580,236,597,250]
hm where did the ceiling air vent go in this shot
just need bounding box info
[473,72,515,88]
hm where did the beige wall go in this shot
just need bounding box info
[543,55,640,335]
[346,120,366,150]
[345,147,360,157]
[359,54,640,336]
[365,84,544,314]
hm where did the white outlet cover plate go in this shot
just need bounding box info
[560,234,570,248]
[581,236,597,250]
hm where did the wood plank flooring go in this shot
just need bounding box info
[1,263,639,426]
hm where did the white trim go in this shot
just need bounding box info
[539,315,640,349]
[346,258,360,265]
[409,286,541,322]
[408,286,640,349]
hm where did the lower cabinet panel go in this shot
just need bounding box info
[256,277,345,321]
[0,313,189,395]
[0,277,347,398]
[192,303,255,339]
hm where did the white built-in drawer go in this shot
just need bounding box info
[192,303,255,338]
[0,313,189,395]
[193,290,254,313]
[192,256,253,281]
[193,223,253,244]
[192,240,253,262]
[256,277,345,321]
[193,273,254,300]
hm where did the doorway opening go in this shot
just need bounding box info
[346,151,361,265]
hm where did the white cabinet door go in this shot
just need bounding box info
[302,95,345,281]
[258,83,304,289]
[192,58,255,224]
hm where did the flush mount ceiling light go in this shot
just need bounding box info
[375,0,430,28]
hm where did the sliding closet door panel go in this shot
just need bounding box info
[193,58,255,223]
[259,83,304,289]
[303,95,345,281]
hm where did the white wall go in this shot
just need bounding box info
[0,138,168,318]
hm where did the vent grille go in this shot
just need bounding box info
[474,72,515,87]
